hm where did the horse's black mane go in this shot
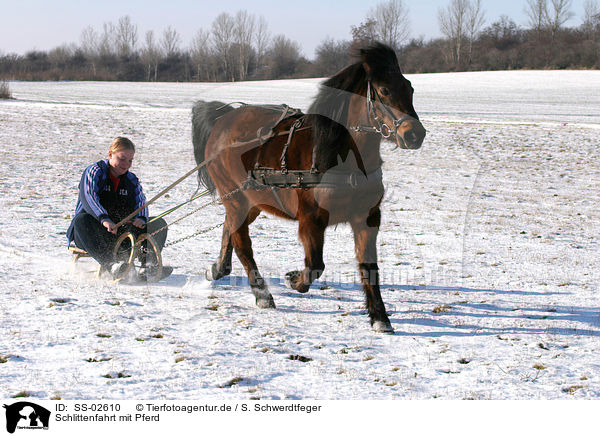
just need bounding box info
[307,43,400,171]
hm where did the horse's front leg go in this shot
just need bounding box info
[351,208,394,333]
[230,208,275,309]
[285,214,326,293]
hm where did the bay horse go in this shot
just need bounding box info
[192,42,425,333]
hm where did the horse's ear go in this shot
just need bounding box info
[362,61,372,78]
[360,49,372,78]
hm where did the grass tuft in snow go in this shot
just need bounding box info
[433,304,453,313]
[220,377,244,388]
[103,372,131,379]
[288,355,313,362]
[562,385,585,395]
[0,80,13,99]
[85,357,112,363]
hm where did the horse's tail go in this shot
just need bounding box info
[192,100,234,194]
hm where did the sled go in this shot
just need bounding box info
[69,232,163,282]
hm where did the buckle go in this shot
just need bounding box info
[348,172,358,189]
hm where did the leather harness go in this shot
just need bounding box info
[230,81,407,192]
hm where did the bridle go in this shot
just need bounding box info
[350,80,414,147]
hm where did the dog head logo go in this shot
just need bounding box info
[3,402,50,434]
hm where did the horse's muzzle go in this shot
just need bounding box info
[397,119,426,150]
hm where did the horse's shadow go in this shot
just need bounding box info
[208,275,600,338]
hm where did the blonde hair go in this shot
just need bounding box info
[109,136,135,154]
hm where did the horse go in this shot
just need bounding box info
[192,42,426,333]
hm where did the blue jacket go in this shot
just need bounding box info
[67,159,148,244]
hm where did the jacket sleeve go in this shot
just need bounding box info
[79,163,111,223]
[132,175,148,222]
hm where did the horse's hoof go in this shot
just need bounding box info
[285,271,309,293]
[252,287,276,309]
[205,264,217,281]
[284,271,298,288]
[206,263,231,281]
[372,320,394,334]
[256,297,276,309]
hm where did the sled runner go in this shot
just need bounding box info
[69,232,164,282]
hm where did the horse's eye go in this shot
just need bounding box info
[380,87,390,97]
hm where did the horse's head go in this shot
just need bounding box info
[361,43,426,150]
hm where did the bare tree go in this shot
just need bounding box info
[367,0,410,50]
[268,35,302,78]
[466,0,485,64]
[80,26,99,75]
[234,10,255,81]
[116,15,138,57]
[582,0,600,39]
[190,29,211,81]
[212,12,235,81]
[525,0,549,39]
[98,22,117,57]
[140,30,160,81]
[48,44,75,72]
[438,0,469,67]
[254,16,271,71]
[80,26,98,55]
[351,18,378,47]
[547,0,574,38]
[161,26,181,58]
[313,37,351,76]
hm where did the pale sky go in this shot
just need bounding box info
[0,0,590,59]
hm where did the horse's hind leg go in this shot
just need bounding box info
[206,220,233,281]
[230,207,275,309]
[285,213,326,293]
[351,208,393,333]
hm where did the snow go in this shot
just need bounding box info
[0,70,599,400]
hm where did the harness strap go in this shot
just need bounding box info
[350,80,413,144]
[280,116,305,173]
[256,104,302,145]
[246,167,382,190]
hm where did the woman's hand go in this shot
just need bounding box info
[102,219,117,234]
[132,218,146,229]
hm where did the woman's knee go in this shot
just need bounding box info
[147,218,168,235]
[146,218,168,248]
[73,214,103,237]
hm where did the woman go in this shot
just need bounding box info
[67,137,172,280]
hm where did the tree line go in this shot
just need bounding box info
[0,0,599,83]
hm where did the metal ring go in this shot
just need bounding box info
[134,233,163,283]
[380,123,392,138]
[111,232,136,279]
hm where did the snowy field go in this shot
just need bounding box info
[1,70,599,400]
